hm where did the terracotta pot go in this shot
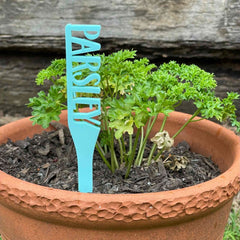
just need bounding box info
[0,110,240,240]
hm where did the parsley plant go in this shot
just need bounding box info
[28,50,240,177]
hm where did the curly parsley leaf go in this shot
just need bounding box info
[28,85,66,128]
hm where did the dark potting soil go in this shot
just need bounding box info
[0,123,221,194]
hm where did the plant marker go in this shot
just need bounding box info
[65,24,101,192]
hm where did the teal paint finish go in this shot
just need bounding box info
[65,24,101,192]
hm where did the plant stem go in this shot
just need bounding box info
[134,126,144,166]
[153,148,164,161]
[105,77,113,98]
[135,115,158,166]
[120,135,127,161]
[102,106,118,172]
[104,144,108,155]
[173,100,183,108]
[96,141,112,171]
[118,138,124,164]
[172,109,201,139]
[60,103,68,109]
[125,128,141,178]
[147,144,157,165]
[129,134,133,156]
[147,114,168,165]
[99,82,108,99]
[191,118,204,122]
[110,129,119,171]
[160,114,168,132]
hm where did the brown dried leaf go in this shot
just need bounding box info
[58,129,65,145]
[20,168,30,175]
[163,155,189,171]
[41,162,51,169]
[38,143,50,156]
[151,130,174,151]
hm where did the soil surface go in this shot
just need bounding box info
[0,123,221,194]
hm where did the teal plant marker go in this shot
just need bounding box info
[65,24,101,192]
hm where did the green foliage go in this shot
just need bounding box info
[28,59,67,128]
[28,85,67,128]
[36,59,66,85]
[224,209,240,240]
[28,50,240,176]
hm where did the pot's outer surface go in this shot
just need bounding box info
[0,110,239,240]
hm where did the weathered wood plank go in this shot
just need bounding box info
[0,0,240,58]
[0,52,54,116]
